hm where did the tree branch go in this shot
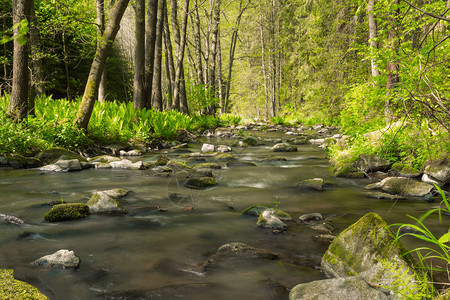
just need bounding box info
[401,0,450,22]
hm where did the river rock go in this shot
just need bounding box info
[243,136,259,146]
[185,177,217,189]
[44,203,90,222]
[289,276,394,300]
[201,143,215,153]
[212,153,236,162]
[193,162,222,169]
[110,159,144,170]
[423,158,450,185]
[0,154,42,169]
[297,178,324,191]
[0,269,48,299]
[321,212,428,297]
[30,249,80,269]
[241,205,273,216]
[358,154,392,173]
[39,159,82,172]
[260,156,287,162]
[35,147,85,164]
[299,213,323,224]
[271,143,297,152]
[167,160,190,171]
[216,145,232,153]
[257,209,288,231]
[225,161,257,168]
[87,189,128,214]
[365,177,435,197]
[194,168,213,177]
[119,149,142,156]
[388,162,421,178]
[421,173,443,186]
[363,192,406,200]
[0,214,24,225]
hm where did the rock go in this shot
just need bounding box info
[35,147,85,164]
[193,168,213,177]
[0,214,24,225]
[193,162,222,169]
[216,145,232,153]
[0,269,48,299]
[309,138,325,144]
[299,213,323,224]
[89,155,121,163]
[289,276,393,300]
[424,158,450,184]
[44,203,90,222]
[365,177,435,197]
[388,162,421,178]
[119,149,142,156]
[309,222,334,234]
[298,178,324,191]
[363,192,406,200]
[260,156,287,162]
[185,177,217,189]
[358,154,392,173]
[167,160,190,171]
[215,242,277,259]
[0,154,42,169]
[95,163,111,169]
[241,205,273,216]
[257,209,288,231]
[110,159,144,170]
[315,234,336,243]
[201,143,215,153]
[225,161,257,168]
[30,249,80,269]
[321,212,428,297]
[243,136,259,146]
[87,189,128,214]
[39,159,82,172]
[212,153,236,162]
[271,143,297,152]
[422,174,443,186]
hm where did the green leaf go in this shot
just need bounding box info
[438,232,450,244]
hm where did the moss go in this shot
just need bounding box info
[167,160,190,170]
[185,177,217,189]
[213,153,236,161]
[243,136,258,146]
[35,148,86,164]
[193,162,222,169]
[0,269,48,300]
[156,155,170,166]
[391,162,420,174]
[44,203,90,222]
[241,205,273,216]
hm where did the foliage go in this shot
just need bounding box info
[219,113,242,126]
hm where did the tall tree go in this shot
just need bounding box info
[133,0,145,110]
[385,0,399,123]
[29,0,45,97]
[152,0,165,111]
[74,0,130,129]
[163,0,175,108]
[97,0,107,102]
[207,0,220,115]
[143,0,159,110]
[7,0,32,121]
[368,0,380,78]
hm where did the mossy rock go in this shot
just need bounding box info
[390,162,421,178]
[185,177,217,189]
[298,178,324,191]
[0,269,48,299]
[156,155,170,166]
[321,212,429,297]
[424,157,450,184]
[241,205,273,216]
[259,156,287,162]
[365,177,435,197]
[243,136,259,146]
[212,153,236,162]
[35,148,86,164]
[257,209,288,231]
[270,143,298,152]
[194,168,213,177]
[89,155,121,164]
[333,166,366,178]
[44,203,90,222]
[167,160,190,170]
[87,189,128,214]
[193,162,222,169]
[0,154,43,169]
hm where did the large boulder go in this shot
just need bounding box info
[87,189,129,214]
[271,143,297,152]
[30,249,80,269]
[358,154,392,173]
[35,147,85,164]
[290,276,393,300]
[365,177,435,197]
[44,203,90,222]
[0,154,42,169]
[423,158,450,185]
[39,159,82,172]
[0,269,48,299]
[321,213,428,297]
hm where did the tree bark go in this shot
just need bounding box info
[207,0,220,115]
[191,0,204,85]
[368,0,380,77]
[74,0,130,129]
[97,0,107,102]
[385,0,399,124]
[7,0,32,121]
[258,3,269,119]
[29,0,45,97]
[152,0,165,111]
[144,0,159,109]
[163,1,175,108]
[133,0,145,110]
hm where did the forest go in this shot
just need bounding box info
[0,0,450,299]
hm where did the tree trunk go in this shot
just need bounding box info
[97,0,107,102]
[152,0,165,111]
[29,0,45,97]
[258,3,269,119]
[74,0,130,129]
[144,0,159,109]
[133,0,145,110]
[368,0,380,77]
[170,0,181,110]
[163,1,175,108]
[191,0,204,85]
[217,29,223,113]
[7,0,32,121]
[385,0,399,124]
[207,0,220,116]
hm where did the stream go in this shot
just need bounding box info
[0,128,443,299]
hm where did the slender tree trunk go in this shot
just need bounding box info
[192,0,204,85]
[207,0,220,116]
[29,0,45,97]
[74,0,130,129]
[217,29,223,113]
[163,1,175,108]
[368,0,380,78]
[133,0,145,110]
[385,0,399,124]
[97,0,107,102]
[7,0,32,121]
[170,0,181,110]
[152,0,165,111]
[144,0,159,109]
[258,4,269,119]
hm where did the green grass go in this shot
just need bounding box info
[0,95,220,154]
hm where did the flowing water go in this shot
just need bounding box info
[0,130,444,299]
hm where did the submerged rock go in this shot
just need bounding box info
[270,143,297,152]
[0,269,48,299]
[212,153,236,162]
[30,249,80,269]
[193,162,222,169]
[290,276,393,300]
[44,203,90,222]
[298,213,323,224]
[365,177,435,197]
[321,212,428,297]
[363,192,406,200]
[185,177,217,189]
[225,161,257,168]
[0,214,24,225]
[87,189,129,214]
[297,178,324,191]
[257,209,288,231]
[243,136,259,146]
